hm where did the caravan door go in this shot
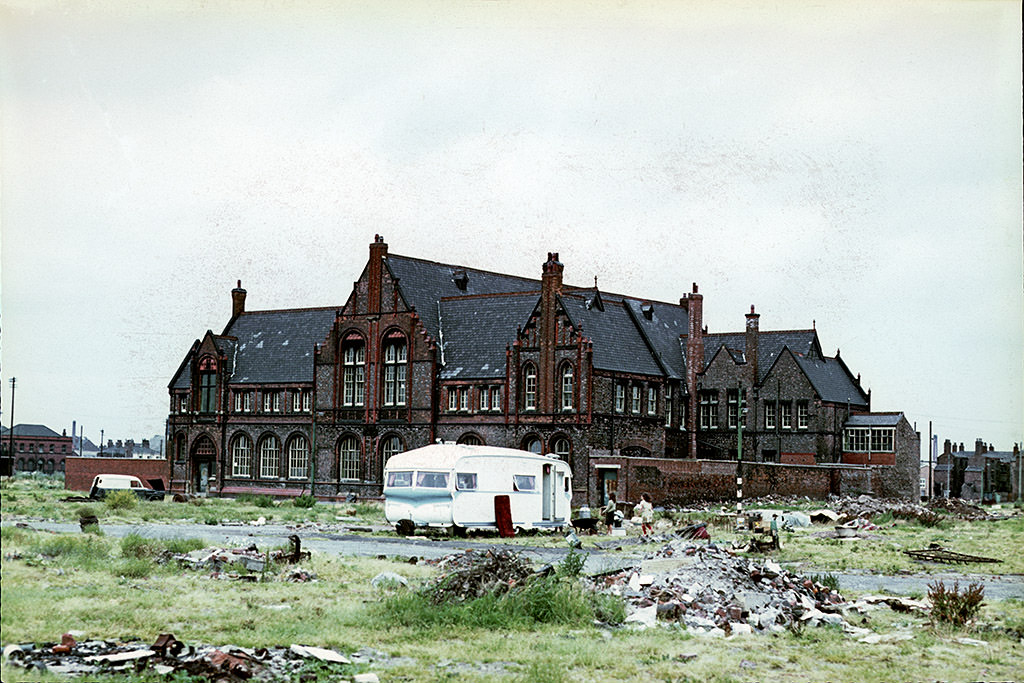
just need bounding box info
[542,464,553,521]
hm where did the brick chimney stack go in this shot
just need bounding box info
[745,304,759,386]
[368,234,388,314]
[538,253,564,412]
[683,282,704,458]
[232,280,246,318]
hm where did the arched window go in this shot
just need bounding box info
[457,433,483,446]
[45,459,55,474]
[381,435,403,464]
[342,337,366,407]
[382,336,407,407]
[288,436,309,479]
[523,363,537,411]
[259,435,281,479]
[523,436,542,454]
[231,434,253,477]
[339,436,360,480]
[16,458,24,470]
[553,437,571,461]
[560,364,574,411]
[58,459,65,473]
[199,356,218,413]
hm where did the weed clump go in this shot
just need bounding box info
[238,493,276,508]
[292,494,316,509]
[104,489,137,511]
[809,572,840,592]
[928,580,984,626]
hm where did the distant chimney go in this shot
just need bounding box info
[745,305,759,383]
[232,280,247,317]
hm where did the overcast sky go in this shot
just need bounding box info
[1,0,1021,454]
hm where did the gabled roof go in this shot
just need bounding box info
[438,294,537,379]
[845,413,904,427]
[795,355,869,406]
[702,330,820,384]
[561,294,664,376]
[223,308,337,384]
[386,254,539,342]
[0,424,63,438]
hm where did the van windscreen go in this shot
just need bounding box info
[387,471,413,487]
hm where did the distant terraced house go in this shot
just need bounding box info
[167,236,919,504]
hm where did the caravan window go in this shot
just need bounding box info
[456,473,477,490]
[513,475,536,491]
[387,471,413,487]
[416,471,449,488]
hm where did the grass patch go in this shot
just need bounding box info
[104,489,138,511]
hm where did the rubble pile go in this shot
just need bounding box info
[597,541,852,635]
[926,498,995,521]
[1,633,385,682]
[828,495,942,526]
[423,548,535,604]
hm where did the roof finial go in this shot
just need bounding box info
[594,275,598,288]
[813,319,816,330]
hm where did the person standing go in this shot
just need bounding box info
[636,493,654,536]
[603,494,618,533]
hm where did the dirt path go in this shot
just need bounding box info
[8,520,1022,599]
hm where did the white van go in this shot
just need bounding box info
[88,474,165,501]
[383,443,572,534]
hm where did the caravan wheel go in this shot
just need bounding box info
[395,519,416,536]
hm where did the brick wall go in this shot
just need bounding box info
[65,456,171,494]
[583,455,891,506]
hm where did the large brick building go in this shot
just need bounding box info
[167,236,919,502]
[1,424,74,474]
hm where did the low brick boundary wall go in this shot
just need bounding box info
[65,456,171,494]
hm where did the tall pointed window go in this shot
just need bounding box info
[382,337,407,407]
[342,339,366,407]
[560,364,574,411]
[381,435,403,465]
[339,436,360,480]
[199,356,217,413]
[523,364,537,410]
[259,435,280,479]
[288,435,309,479]
[231,434,253,477]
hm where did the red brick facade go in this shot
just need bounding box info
[167,236,919,503]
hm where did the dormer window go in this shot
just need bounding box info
[523,364,537,411]
[452,269,469,290]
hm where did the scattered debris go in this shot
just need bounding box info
[904,544,1002,565]
[1,635,365,681]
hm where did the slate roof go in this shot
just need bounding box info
[438,294,537,379]
[386,255,539,342]
[561,294,664,376]
[845,413,904,427]
[0,424,62,438]
[223,308,337,384]
[621,298,689,380]
[796,356,869,406]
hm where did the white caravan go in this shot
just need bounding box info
[383,443,572,534]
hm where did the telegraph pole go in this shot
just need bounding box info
[7,378,15,475]
[927,421,933,500]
